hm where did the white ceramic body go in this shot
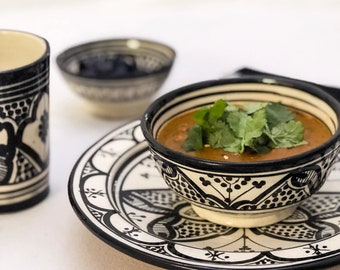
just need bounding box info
[141,77,340,227]
[0,30,50,211]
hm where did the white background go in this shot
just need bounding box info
[1,0,340,269]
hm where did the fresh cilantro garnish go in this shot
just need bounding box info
[182,100,307,154]
[265,102,295,128]
[266,120,306,148]
[182,125,203,151]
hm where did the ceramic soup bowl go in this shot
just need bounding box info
[141,77,340,228]
[57,38,175,118]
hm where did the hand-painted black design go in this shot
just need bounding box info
[0,122,16,184]
[84,188,105,198]
[69,122,340,269]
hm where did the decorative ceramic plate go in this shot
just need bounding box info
[68,120,340,269]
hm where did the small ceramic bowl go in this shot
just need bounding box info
[141,77,340,228]
[56,38,175,118]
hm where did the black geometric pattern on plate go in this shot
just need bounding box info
[122,186,340,251]
[70,121,340,269]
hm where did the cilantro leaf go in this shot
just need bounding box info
[223,137,244,153]
[242,102,267,114]
[266,103,295,128]
[244,109,267,144]
[182,125,204,151]
[227,111,248,138]
[227,108,267,152]
[267,120,307,148]
[208,99,227,121]
[207,120,238,149]
[192,107,209,126]
[225,103,239,112]
[247,134,271,154]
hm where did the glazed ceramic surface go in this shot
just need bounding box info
[56,38,175,118]
[69,121,340,269]
[141,78,340,227]
[0,30,49,211]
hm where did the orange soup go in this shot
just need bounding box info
[157,108,332,162]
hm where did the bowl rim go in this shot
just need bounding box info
[141,76,340,173]
[55,37,176,81]
[0,29,50,75]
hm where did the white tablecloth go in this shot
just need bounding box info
[1,1,340,269]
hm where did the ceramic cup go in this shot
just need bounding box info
[0,30,49,211]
